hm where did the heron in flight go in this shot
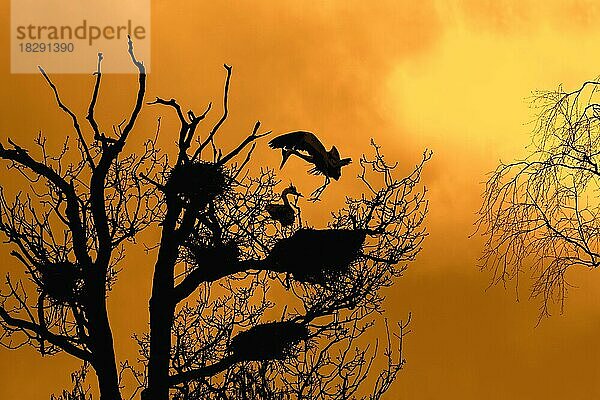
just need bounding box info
[266,184,303,227]
[268,131,351,200]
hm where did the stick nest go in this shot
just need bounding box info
[167,162,229,204]
[267,229,366,285]
[38,261,84,305]
[231,321,309,361]
[184,241,240,267]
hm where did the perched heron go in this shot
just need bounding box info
[265,184,303,226]
[268,131,352,200]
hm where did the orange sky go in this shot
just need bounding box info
[2,1,600,398]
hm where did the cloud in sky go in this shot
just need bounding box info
[2,1,600,398]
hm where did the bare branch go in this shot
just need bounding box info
[38,66,95,170]
[0,304,91,361]
[192,64,232,161]
[218,121,271,165]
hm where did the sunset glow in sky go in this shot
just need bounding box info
[2,1,600,398]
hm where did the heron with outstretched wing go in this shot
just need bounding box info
[268,131,351,200]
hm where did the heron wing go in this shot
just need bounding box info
[268,131,328,158]
[330,146,340,160]
[308,165,324,176]
[265,203,281,215]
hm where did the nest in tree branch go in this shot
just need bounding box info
[266,229,366,285]
[167,162,229,204]
[184,241,240,267]
[38,261,84,305]
[230,321,309,361]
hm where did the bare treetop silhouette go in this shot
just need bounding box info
[478,79,600,318]
[0,39,431,400]
[0,37,153,400]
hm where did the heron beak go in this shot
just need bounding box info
[280,149,291,169]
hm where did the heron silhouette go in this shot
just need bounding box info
[266,184,303,227]
[268,131,352,200]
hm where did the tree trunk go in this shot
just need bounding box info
[85,306,121,399]
[86,153,123,400]
[94,353,122,400]
[144,202,181,400]
[86,270,122,400]
[145,287,176,400]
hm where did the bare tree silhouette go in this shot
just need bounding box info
[0,41,431,400]
[0,38,156,400]
[477,79,600,317]
[139,121,430,399]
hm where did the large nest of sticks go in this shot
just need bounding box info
[230,321,309,361]
[183,241,240,268]
[38,261,84,305]
[266,229,366,285]
[167,162,229,204]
